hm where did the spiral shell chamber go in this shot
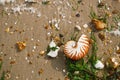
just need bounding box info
[64,34,90,60]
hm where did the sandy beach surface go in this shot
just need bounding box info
[0,0,120,80]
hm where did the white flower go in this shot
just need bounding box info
[47,40,60,58]
[94,60,104,69]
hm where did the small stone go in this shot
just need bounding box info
[31,38,34,41]
[10,32,14,34]
[116,49,120,54]
[44,25,51,29]
[16,76,19,79]
[112,10,119,14]
[33,46,36,49]
[75,13,80,17]
[98,33,105,41]
[1,44,4,46]
[32,49,35,52]
[59,34,64,38]
[5,27,10,32]
[54,36,60,42]
[118,22,120,26]
[63,69,66,73]
[83,24,88,28]
[16,41,26,51]
[39,51,45,56]
[9,57,12,60]
[10,60,16,64]
[29,61,32,64]
[5,23,8,26]
[25,57,28,60]
[106,57,120,69]
[56,67,59,70]
[38,68,43,74]
[98,2,105,7]
[64,76,70,80]
[31,70,34,73]
[0,58,2,61]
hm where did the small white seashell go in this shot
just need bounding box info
[64,34,90,60]
[94,60,104,69]
[75,25,81,31]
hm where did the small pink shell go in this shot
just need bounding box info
[64,34,90,60]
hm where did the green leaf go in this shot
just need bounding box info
[50,46,58,51]
[0,62,3,70]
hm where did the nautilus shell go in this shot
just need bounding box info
[64,34,90,60]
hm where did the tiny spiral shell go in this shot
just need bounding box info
[64,34,90,60]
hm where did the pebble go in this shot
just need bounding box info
[39,51,45,56]
[83,24,88,28]
[5,23,8,26]
[63,69,66,73]
[16,76,19,79]
[33,46,36,49]
[31,38,34,41]
[118,22,120,26]
[75,13,80,17]
[31,70,34,73]
[32,49,35,52]
[25,57,28,60]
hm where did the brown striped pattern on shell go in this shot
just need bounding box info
[64,34,90,60]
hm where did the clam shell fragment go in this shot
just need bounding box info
[92,19,106,30]
[64,34,90,60]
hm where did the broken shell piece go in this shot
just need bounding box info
[47,40,60,57]
[49,40,56,47]
[47,47,60,57]
[94,60,104,69]
[75,25,81,31]
[16,41,26,51]
[64,34,90,60]
[106,57,120,69]
[92,19,106,30]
